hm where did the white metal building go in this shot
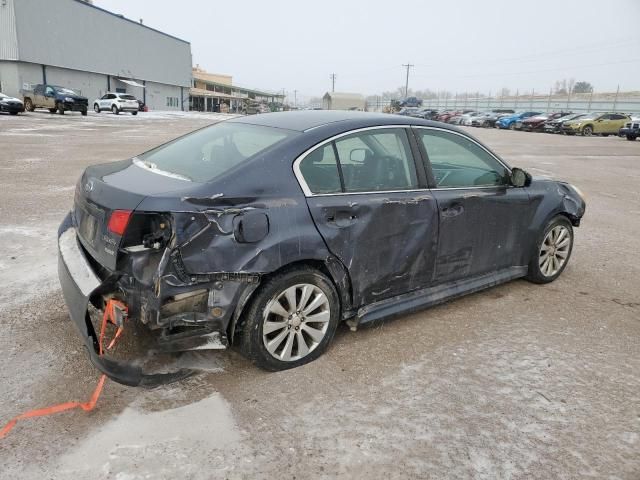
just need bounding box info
[322,92,367,111]
[0,0,192,110]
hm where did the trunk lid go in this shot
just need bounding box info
[74,159,197,271]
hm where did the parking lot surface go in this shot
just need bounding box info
[0,111,639,479]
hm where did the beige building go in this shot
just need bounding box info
[322,92,366,111]
[190,65,284,113]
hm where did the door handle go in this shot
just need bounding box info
[326,210,357,227]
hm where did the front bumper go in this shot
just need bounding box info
[0,103,24,113]
[57,213,194,386]
[62,101,88,112]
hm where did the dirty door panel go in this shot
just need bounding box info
[306,192,439,306]
[415,127,533,283]
[431,187,532,282]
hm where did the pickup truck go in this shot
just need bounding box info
[23,84,88,115]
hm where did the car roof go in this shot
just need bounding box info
[228,110,454,132]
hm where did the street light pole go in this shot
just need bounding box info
[402,62,414,98]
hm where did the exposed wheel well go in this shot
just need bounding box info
[228,259,348,344]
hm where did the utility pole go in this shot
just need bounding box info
[294,89,297,107]
[329,73,336,92]
[402,62,413,98]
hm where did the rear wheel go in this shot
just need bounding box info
[48,108,56,114]
[131,111,138,116]
[24,98,35,112]
[526,216,574,284]
[239,267,340,371]
[94,104,100,113]
[582,125,593,136]
[112,105,119,115]
[627,135,637,141]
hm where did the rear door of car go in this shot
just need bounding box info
[297,126,439,307]
[412,126,533,284]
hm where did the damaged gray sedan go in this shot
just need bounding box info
[58,111,586,385]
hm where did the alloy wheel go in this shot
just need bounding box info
[539,225,571,277]
[262,283,331,362]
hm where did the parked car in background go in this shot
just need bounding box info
[496,112,542,130]
[447,110,475,125]
[562,112,630,136]
[0,92,25,115]
[410,108,439,120]
[618,116,640,141]
[93,92,139,115]
[471,111,513,128]
[399,96,423,107]
[57,111,586,384]
[397,107,420,116]
[521,112,572,132]
[23,84,88,115]
[460,111,484,126]
[544,113,587,134]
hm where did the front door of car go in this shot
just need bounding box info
[413,127,533,284]
[298,127,439,307]
[44,86,56,108]
[99,94,109,109]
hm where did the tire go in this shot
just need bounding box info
[602,134,609,137]
[508,123,515,130]
[526,215,574,284]
[94,104,100,113]
[81,108,87,116]
[112,105,119,115]
[48,108,57,114]
[582,125,593,136]
[9,111,18,115]
[24,98,35,112]
[627,135,637,141]
[131,111,138,115]
[238,267,340,371]
[57,103,64,115]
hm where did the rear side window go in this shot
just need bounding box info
[298,144,341,194]
[136,122,296,182]
[298,128,419,194]
[419,129,509,188]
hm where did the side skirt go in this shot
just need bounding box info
[354,266,528,327]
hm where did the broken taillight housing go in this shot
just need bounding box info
[107,210,132,236]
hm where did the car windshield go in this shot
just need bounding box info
[135,121,297,182]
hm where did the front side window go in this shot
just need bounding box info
[136,122,296,182]
[418,129,509,188]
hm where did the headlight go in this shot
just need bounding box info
[64,97,74,102]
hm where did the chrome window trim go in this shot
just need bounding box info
[293,125,423,197]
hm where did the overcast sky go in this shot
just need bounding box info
[97,0,640,101]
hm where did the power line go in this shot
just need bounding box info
[329,73,337,92]
[402,62,413,98]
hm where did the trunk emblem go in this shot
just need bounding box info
[84,180,94,193]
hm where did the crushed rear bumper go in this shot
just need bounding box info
[57,212,192,387]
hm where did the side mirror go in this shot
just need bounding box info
[350,148,367,163]
[510,167,531,187]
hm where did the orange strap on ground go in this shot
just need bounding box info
[0,299,128,440]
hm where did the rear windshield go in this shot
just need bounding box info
[135,122,296,182]
[120,94,136,100]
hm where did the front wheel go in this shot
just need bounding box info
[81,108,87,116]
[508,123,515,130]
[112,105,119,115]
[526,216,574,284]
[57,103,64,115]
[239,267,340,371]
[582,125,593,136]
[94,104,100,113]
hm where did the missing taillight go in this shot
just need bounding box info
[107,210,132,236]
